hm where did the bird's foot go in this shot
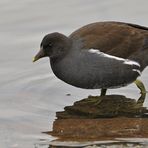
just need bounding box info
[94,97,104,106]
[134,79,147,106]
[85,89,107,106]
[86,95,104,106]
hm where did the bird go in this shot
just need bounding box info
[33,21,148,96]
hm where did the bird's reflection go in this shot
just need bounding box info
[46,93,148,148]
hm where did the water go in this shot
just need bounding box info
[0,0,148,147]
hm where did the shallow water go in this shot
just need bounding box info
[0,0,148,147]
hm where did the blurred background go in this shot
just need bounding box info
[0,0,148,147]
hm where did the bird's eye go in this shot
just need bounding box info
[48,43,53,48]
[43,43,53,49]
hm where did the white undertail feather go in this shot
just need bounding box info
[132,69,141,75]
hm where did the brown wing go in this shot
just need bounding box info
[69,21,148,70]
[69,21,148,59]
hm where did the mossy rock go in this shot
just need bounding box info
[56,95,148,119]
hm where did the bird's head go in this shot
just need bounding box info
[33,32,71,62]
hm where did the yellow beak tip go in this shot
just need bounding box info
[32,57,36,62]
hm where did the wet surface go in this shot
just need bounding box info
[0,0,148,147]
[48,95,148,147]
[48,141,148,148]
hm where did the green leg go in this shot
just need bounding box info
[100,89,107,96]
[134,79,146,94]
[134,79,147,106]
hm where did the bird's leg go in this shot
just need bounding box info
[89,89,107,105]
[134,79,146,94]
[100,88,107,96]
[134,79,147,106]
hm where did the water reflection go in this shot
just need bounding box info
[46,93,148,147]
[47,141,148,148]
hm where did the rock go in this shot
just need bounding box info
[56,95,148,119]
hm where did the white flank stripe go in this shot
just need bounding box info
[124,60,140,67]
[89,49,140,67]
